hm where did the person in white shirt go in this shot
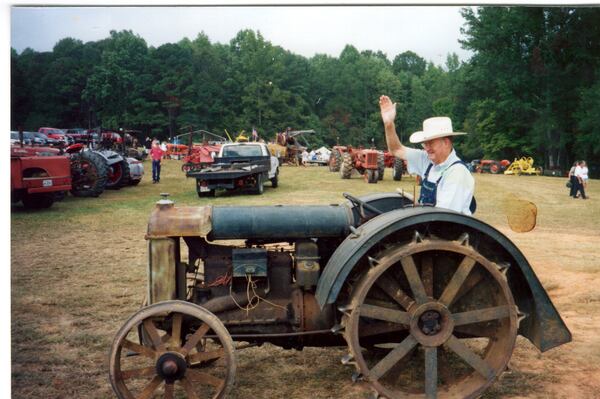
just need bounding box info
[573,161,587,199]
[379,95,475,215]
[581,161,589,189]
[301,149,309,167]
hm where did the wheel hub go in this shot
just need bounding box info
[419,310,442,336]
[156,352,187,382]
[409,302,455,347]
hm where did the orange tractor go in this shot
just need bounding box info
[329,146,405,183]
[470,159,511,174]
[328,145,384,183]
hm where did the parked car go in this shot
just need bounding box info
[65,128,95,144]
[39,127,69,144]
[21,131,47,146]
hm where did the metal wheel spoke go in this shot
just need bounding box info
[445,335,495,379]
[121,366,157,380]
[374,274,414,310]
[424,347,437,399]
[164,381,174,399]
[453,324,497,338]
[122,339,156,359]
[401,255,428,304]
[181,323,210,355]
[438,256,477,306]
[180,376,200,399]
[137,375,163,399]
[421,255,434,298]
[187,368,226,388]
[369,334,418,380]
[170,313,183,346]
[188,348,225,364]
[360,304,410,325]
[143,319,166,352]
[453,305,511,326]
[452,268,484,304]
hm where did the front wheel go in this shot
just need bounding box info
[109,300,236,399]
[365,169,379,184]
[270,171,279,188]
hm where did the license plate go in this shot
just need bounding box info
[42,179,53,187]
[199,185,210,192]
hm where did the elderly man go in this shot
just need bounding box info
[379,95,475,214]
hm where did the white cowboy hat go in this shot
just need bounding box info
[409,117,467,144]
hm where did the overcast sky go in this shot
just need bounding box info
[11,6,474,65]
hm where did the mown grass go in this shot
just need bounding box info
[11,158,600,398]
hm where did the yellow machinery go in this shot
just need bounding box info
[504,156,542,175]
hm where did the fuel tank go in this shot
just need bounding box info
[210,205,353,240]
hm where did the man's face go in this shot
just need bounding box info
[421,137,452,164]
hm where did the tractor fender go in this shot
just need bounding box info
[316,206,571,352]
[94,149,124,166]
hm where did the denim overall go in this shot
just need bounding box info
[418,161,477,214]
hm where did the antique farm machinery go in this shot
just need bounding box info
[180,130,228,173]
[504,157,543,176]
[268,129,315,165]
[470,159,511,174]
[109,192,570,398]
[329,145,385,183]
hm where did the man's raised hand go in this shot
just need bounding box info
[379,95,396,126]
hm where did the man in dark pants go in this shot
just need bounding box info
[573,161,587,199]
[149,140,164,183]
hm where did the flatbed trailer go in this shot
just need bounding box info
[187,156,273,197]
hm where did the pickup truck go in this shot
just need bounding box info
[186,142,279,197]
[11,145,71,209]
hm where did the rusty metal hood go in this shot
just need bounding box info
[146,203,212,238]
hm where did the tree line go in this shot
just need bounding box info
[11,7,600,172]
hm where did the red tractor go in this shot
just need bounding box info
[11,145,71,209]
[178,130,227,173]
[330,145,384,183]
[470,159,511,174]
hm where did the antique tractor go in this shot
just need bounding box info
[470,159,511,174]
[329,145,385,183]
[109,192,571,399]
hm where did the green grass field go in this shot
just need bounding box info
[11,158,600,398]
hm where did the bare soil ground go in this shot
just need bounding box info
[11,160,600,398]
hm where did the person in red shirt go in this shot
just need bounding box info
[149,140,164,183]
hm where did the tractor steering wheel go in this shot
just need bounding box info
[343,192,383,218]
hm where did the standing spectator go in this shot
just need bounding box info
[573,161,587,199]
[301,149,309,167]
[252,126,259,142]
[150,140,164,184]
[568,161,578,197]
[581,161,589,191]
[160,141,168,159]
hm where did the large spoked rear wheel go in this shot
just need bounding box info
[343,237,518,399]
[109,300,236,399]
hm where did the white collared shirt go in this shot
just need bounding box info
[404,147,475,215]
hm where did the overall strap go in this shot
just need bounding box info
[423,163,434,180]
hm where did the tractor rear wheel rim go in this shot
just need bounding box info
[343,238,518,399]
